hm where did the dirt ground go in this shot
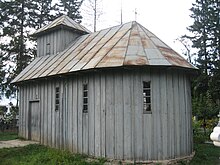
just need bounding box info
[0,139,38,149]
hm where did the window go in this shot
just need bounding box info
[83,84,88,113]
[46,43,50,55]
[143,81,151,113]
[55,87,60,111]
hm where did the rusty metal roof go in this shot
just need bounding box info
[12,21,196,83]
[32,15,90,36]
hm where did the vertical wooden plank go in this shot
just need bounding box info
[19,87,22,137]
[133,71,143,160]
[40,37,43,56]
[160,71,168,159]
[173,72,180,157]
[47,81,52,146]
[77,76,83,153]
[50,32,54,55]
[152,69,163,160]
[43,35,46,56]
[72,76,78,152]
[183,74,189,155]
[94,74,101,157]
[54,31,57,55]
[167,71,175,158]
[186,76,193,154]
[82,77,89,154]
[51,81,55,147]
[40,82,44,144]
[67,79,73,151]
[114,72,124,159]
[25,85,30,139]
[141,70,152,160]
[19,86,23,137]
[105,73,115,158]
[23,85,26,139]
[179,73,185,155]
[100,74,106,157]
[44,82,48,145]
[89,74,95,155]
[123,72,132,159]
[60,79,64,149]
[55,81,60,149]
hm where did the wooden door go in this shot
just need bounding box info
[28,101,40,141]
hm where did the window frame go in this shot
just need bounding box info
[55,87,60,111]
[143,81,152,114]
[83,83,88,113]
[46,43,51,55]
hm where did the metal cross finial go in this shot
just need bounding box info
[135,8,137,21]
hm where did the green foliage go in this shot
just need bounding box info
[54,0,84,23]
[192,92,220,120]
[185,0,220,122]
[0,144,107,165]
[189,143,220,164]
[0,0,84,100]
[192,118,218,144]
[0,132,18,141]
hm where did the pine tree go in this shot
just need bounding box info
[28,0,57,29]
[186,0,220,131]
[187,0,219,98]
[0,0,85,101]
[0,0,31,99]
[55,0,84,23]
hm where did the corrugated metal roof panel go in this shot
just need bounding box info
[13,20,196,83]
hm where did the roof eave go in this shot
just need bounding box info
[31,24,90,38]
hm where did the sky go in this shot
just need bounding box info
[0,0,195,106]
[81,0,195,55]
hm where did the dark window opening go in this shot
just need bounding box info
[46,43,50,55]
[55,87,59,111]
[83,84,88,113]
[143,81,151,113]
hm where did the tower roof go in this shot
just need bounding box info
[32,15,90,36]
[13,21,196,83]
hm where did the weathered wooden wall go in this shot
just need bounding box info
[18,68,193,161]
[37,29,80,57]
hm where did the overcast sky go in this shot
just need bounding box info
[81,0,195,54]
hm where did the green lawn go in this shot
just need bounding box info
[0,132,219,164]
[0,144,106,165]
[0,132,18,141]
[189,143,220,165]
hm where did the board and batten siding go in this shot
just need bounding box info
[37,29,80,57]
[18,68,193,161]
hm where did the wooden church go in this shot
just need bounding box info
[12,15,196,161]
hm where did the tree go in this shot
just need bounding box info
[81,0,103,32]
[55,0,84,23]
[185,0,220,131]
[0,0,32,100]
[0,0,85,102]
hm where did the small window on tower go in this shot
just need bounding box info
[46,43,50,55]
[143,81,151,114]
[55,87,59,111]
[83,84,88,113]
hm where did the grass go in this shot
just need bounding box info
[0,144,106,165]
[0,132,18,141]
[189,143,220,165]
[0,132,219,164]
